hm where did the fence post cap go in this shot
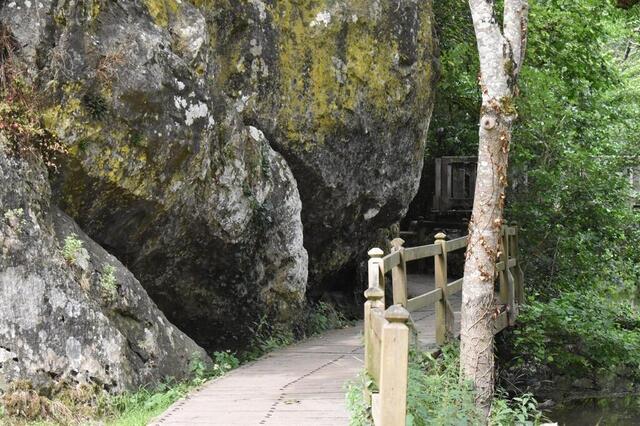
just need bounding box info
[384,304,410,322]
[368,247,384,258]
[434,232,447,240]
[390,237,405,251]
[364,286,384,301]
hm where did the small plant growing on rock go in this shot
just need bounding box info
[82,92,108,119]
[62,234,83,264]
[0,25,67,171]
[3,207,25,231]
[99,264,118,298]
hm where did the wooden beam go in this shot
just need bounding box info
[446,278,463,294]
[403,243,441,262]
[444,236,467,252]
[382,250,401,274]
[494,311,509,334]
[407,288,442,312]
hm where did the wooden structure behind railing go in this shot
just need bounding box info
[364,224,525,426]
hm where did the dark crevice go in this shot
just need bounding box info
[127,340,149,364]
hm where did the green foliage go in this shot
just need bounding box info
[303,301,351,336]
[490,391,543,426]
[210,351,240,378]
[346,345,543,426]
[104,382,190,426]
[242,301,350,361]
[62,234,83,263]
[103,351,238,425]
[434,0,640,391]
[0,352,240,425]
[243,315,295,361]
[82,92,109,119]
[405,346,483,425]
[503,1,640,385]
[99,264,118,297]
[3,207,25,231]
[345,373,373,426]
[507,291,640,379]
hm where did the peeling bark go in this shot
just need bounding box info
[461,0,529,416]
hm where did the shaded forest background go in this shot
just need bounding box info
[430,0,640,396]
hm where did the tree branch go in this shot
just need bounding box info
[468,0,509,99]
[504,0,529,74]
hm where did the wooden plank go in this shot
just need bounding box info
[407,288,442,312]
[494,311,509,334]
[446,278,463,294]
[404,244,441,262]
[445,236,467,252]
[382,250,401,273]
[399,230,417,236]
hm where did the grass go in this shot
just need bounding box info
[241,300,352,362]
[0,353,238,426]
[345,343,545,426]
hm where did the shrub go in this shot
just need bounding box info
[506,291,640,380]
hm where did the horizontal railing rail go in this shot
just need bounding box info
[363,223,525,426]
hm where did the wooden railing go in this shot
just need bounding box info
[363,224,525,426]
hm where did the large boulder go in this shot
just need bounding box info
[201,0,439,292]
[0,0,437,347]
[1,0,308,349]
[0,137,210,393]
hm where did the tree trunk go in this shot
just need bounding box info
[461,0,528,416]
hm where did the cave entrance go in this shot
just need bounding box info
[400,156,477,277]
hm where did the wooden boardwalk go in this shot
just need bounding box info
[152,275,461,426]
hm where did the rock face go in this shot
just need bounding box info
[214,0,439,293]
[0,0,437,348]
[0,137,210,392]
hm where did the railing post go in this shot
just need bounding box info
[379,305,410,426]
[390,238,408,307]
[364,286,384,405]
[511,222,525,306]
[434,232,453,346]
[368,248,386,307]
